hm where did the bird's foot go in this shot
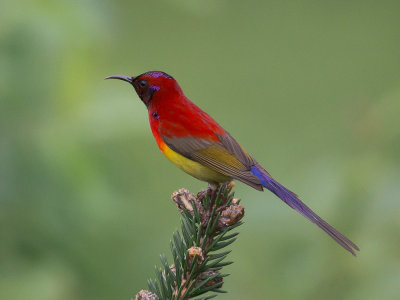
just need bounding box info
[208,184,219,213]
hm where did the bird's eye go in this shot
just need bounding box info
[138,80,148,88]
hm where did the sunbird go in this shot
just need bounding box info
[106,71,359,256]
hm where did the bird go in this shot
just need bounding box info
[105,71,359,256]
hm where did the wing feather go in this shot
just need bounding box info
[162,135,263,190]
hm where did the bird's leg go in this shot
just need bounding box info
[197,186,209,202]
[208,183,219,213]
[200,183,222,228]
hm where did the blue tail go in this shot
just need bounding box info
[250,165,359,255]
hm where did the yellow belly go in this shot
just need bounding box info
[162,144,231,184]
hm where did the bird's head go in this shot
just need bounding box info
[105,71,181,106]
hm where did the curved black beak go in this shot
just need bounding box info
[105,75,136,83]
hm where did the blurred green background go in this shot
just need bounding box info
[1,1,400,299]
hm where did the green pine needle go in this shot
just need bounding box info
[135,183,244,300]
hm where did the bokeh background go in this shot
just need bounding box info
[1,1,400,299]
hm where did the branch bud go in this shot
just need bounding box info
[218,204,244,228]
[188,246,204,265]
[172,188,195,212]
[135,290,158,300]
[227,181,235,192]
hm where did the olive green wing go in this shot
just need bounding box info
[162,133,263,190]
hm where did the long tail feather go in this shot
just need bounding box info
[250,165,359,255]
